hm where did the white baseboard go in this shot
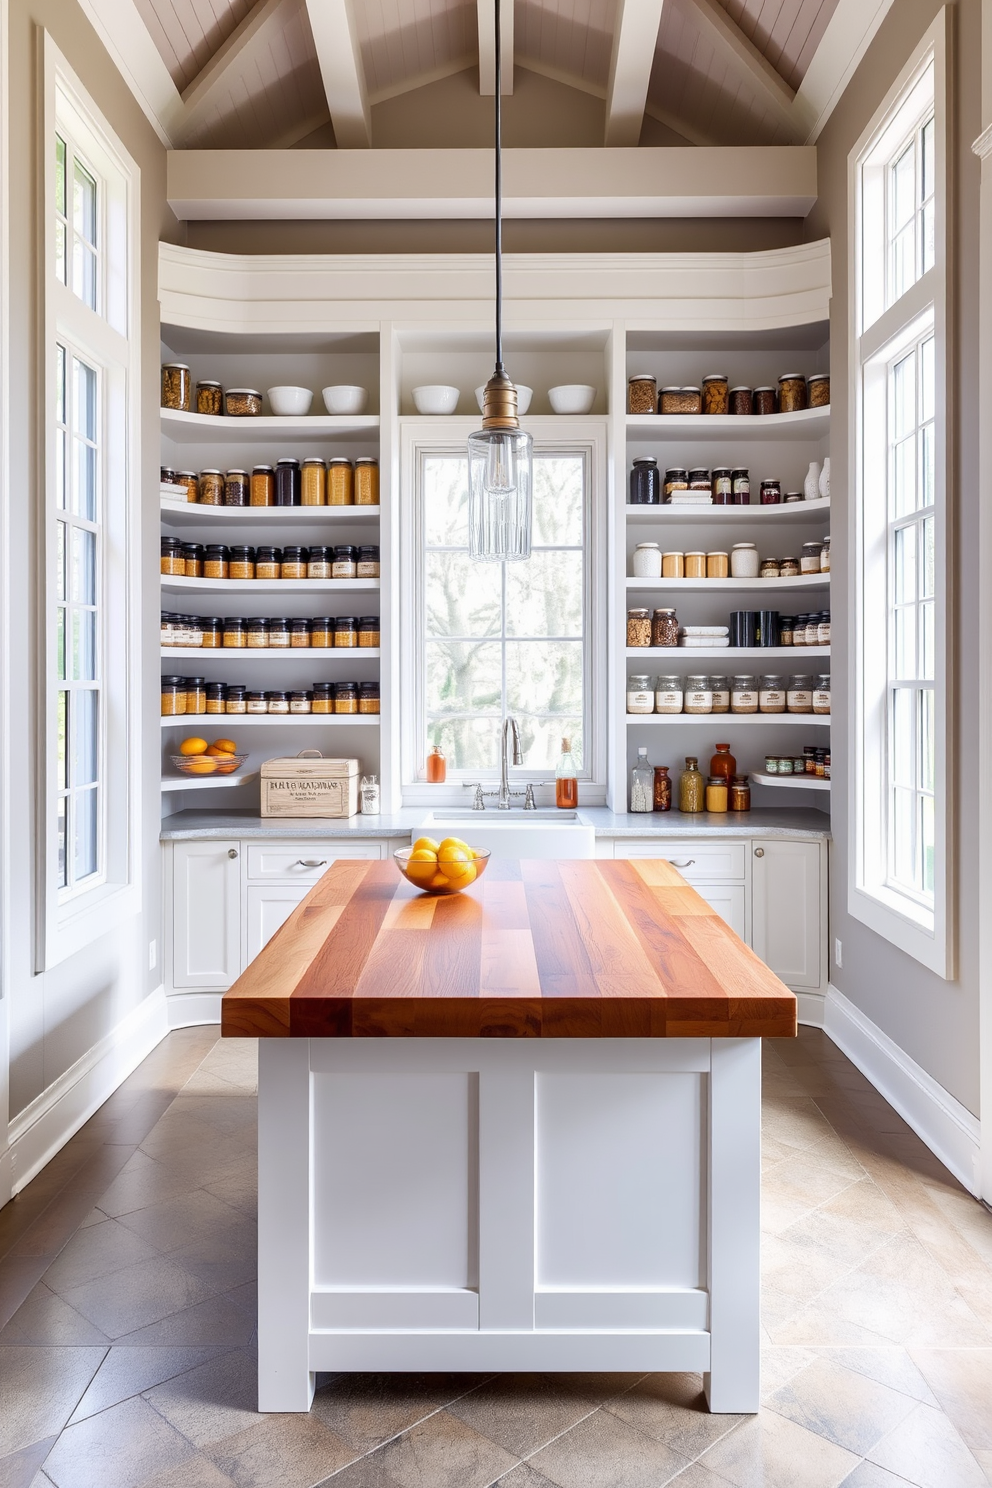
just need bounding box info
[824,983,981,1195]
[796,990,825,1028]
[6,986,170,1196]
[166,990,223,1029]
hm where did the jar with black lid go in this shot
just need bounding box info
[224,469,249,507]
[359,682,380,715]
[310,617,333,647]
[760,479,781,505]
[688,468,711,491]
[161,677,186,716]
[335,682,358,715]
[196,380,223,416]
[181,542,203,578]
[312,682,335,714]
[712,467,732,504]
[246,690,267,715]
[307,546,332,579]
[200,617,222,649]
[358,616,380,647]
[290,618,310,647]
[334,616,358,648]
[255,546,281,580]
[222,617,246,648]
[250,465,274,507]
[161,466,177,485]
[203,545,229,579]
[185,677,207,715]
[289,690,312,714]
[664,468,688,501]
[275,457,301,507]
[732,469,750,505]
[280,547,307,580]
[229,545,254,580]
[205,682,227,715]
[357,545,380,578]
[629,457,660,505]
[333,545,357,579]
[225,684,247,715]
[161,536,183,575]
[267,617,291,648]
[246,617,269,648]
[779,616,795,646]
[267,690,289,715]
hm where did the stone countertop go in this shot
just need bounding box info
[161,806,831,842]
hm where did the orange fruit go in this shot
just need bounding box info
[411,836,440,855]
[207,739,237,756]
[179,736,208,756]
[443,860,476,888]
[429,872,450,889]
[438,843,471,866]
[403,859,437,886]
[184,756,217,775]
[438,836,470,856]
[408,846,438,863]
[213,753,239,774]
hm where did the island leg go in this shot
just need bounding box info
[704,1037,761,1413]
[258,1038,315,1412]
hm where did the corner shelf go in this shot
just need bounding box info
[625,498,830,522]
[751,772,830,791]
[625,405,830,443]
[160,501,380,528]
[161,409,379,443]
[161,576,380,595]
[626,714,830,726]
[161,648,380,659]
[161,714,380,727]
[161,771,259,793]
[625,575,829,592]
[625,647,829,660]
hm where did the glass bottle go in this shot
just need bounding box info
[706,775,729,812]
[729,774,751,812]
[555,737,578,810]
[653,765,672,812]
[630,747,653,813]
[709,743,737,782]
[426,745,446,782]
[679,756,705,813]
[361,774,381,814]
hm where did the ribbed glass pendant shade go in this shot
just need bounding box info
[468,424,533,562]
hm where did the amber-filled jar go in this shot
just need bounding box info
[754,387,776,416]
[250,465,274,507]
[702,374,729,415]
[246,617,269,649]
[199,469,224,506]
[181,543,203,578]
[196,380,223,416]
[359,682,380,715]
[730,387,753,416]
[307,546,332,579]
[652,608,679,647]
[778,373,808,413]
[255,546,281,580]
[177,471,198,503]
[229,546,254,580]
[354,457,379,505]
[222,617,246,648]
[205,682,226,715]
[246,691,267,715]
[161,363,190,411]
[332,545,357,579]
[203,545,229,580]
[161,676,186,716]
[312,683,335,714]
[225,685,247,715]
[290,619,310,648]
[357,545,380,578]
[225,469,248,507]
[627,374,657,414]
[200,617,222,649]
[358,616,380,647]
[627,607,651,647]
[729,775,751,812]
[327,458,353,506]
[335,682,358,715]
[275,458,301,507]
[289,690,312,715]
[426,745,446,781]
[705,776,729,812]
[310,617,333,647]
[301,458,326,506]
[334,615,357,647]
[161,537,183,576]
[185,677,206,715]
[280,547,307,580]
[807,373,830,407]
[267,691,289,715]
[653,765,672,812]
[679,757,705,812]
[267,617,291,649]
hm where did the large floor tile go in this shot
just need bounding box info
[0,1436,57,1488]
[0,1347,105,1455]
[58,1254,217,1339]
[696,1410,860,1487]
[69,1345,234,1424]
[525,1406,691,1488]
[907,1348,992,1450]
[447,1372,605,1458]
[365,1407,520,1488]
[312,1372,492,1456]
[115,1192,249,1258]
[206,1414,358,1488]
[604,1372,744,1459]
[764,1356,917,1455]
[114,1292,256,1348]
[144,1348,261,1448]
[42,1219,158,1295]
[0,1286,108,1347]
[865,1400,987,1487]
[42,1396,196,1488]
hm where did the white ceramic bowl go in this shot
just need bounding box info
[548,384,596,414]
[266,385,313,416]
[322,384,368,415]
[475,384,533,415]
[412,385,460,415]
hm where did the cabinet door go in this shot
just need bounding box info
[245,884,311,963]
[691,882,747,940]
[172,841,241,989]
[750,839,822,989]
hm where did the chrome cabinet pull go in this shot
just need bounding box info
[754,847,765,858]
[668,859,695,868]
[228,849,238,859]
[296,859,327,868]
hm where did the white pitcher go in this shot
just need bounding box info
[818,457,831,499]
[804,461,821,501]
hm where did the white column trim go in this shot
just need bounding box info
[304,0,371,148]
[604,0,666,147]
[477,0,513,96]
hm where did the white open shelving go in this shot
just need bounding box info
[626,575,829,592]
[625,405,830,443]
[162,576,380,594]
[626,647,829,660]
[625,497,830,522]
[750,772,830,790]
[161,408,379,442]
[161,771,259,793]
[162,648,381,660]
[626,714,831,727]
[161,500,380,528]
[161,714,380,728]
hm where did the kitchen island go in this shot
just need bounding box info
[223,856,796,1414]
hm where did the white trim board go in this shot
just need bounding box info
[824,983,981,1196]
[167,990,223,1029]
[4,987,169,1196]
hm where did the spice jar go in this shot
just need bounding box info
[222,617,246,648]
[710,675,730,713]
[354,457,379,505]
[689,468,712,492]
[310,617,333,647]
[731,543,759,579]
[200,617,222,649]
[820,535,831,572]
[730,387,753,416]
[627,374,657,414]
[255,546,281,580]
[302,458,326,507]
[289,690,312,715]
[161,537,183,576]
[678,386,702,413]
[684,676,713,714]
[246,690,267,715]
[267,691,289,715]
[652,608,679,647]
[335,682,358,715]
[777,374,807,413]
[161,363,191,411]
[267,617,291,649]
[780,616,794,646]
[653,765,672,811]
[627,675,654,714]
[706,776,729,812]
[712,467,733,504]
[225,685,247,715]
[225,469,249,507]
[729,775,751,812]
[290,619,311,648]
[664,467,688,501]
[198,470,224,506]
[185,677,206,715]
[225,388,262,417]
[758,674,786,713]
[659,388,683,415]
[707,551,729,580]
[307,546,332,579]
[815,612,830,645]
[787,674,813,713]
[181,544,203,578]
[280,546,307,580]
[801,541,823,574]
[760,479,781,505]
[632,542,662,578]
[359,682,380,715]
[813,674,831,714]
[654,675,683,714]
[161,677,186,716]
[334,616,358,648]
[203,545,229,580]
[312,683,334,714]
[754,387,776,416]
[327,458,353,506]
[807,373,830,407]
[250,465,275,507]
[359,616,380,647]
[177,472,198,503]
[793,613,808,647]
[702,374,729,415]
[679,757,705,813]
[205,682,227,715]
[357,545,380,579]
[275,458,301,507]
[246,617,269,649]
[732,469,751,505]
[731,675,758,713]
[760,559,781,581]
[160,612,176,647]
[627,607,651,647]
[229,545,254,580]
[685,551,706,579]
[629,457,660,504]
[333,545,357,579]
[784,491,803,503]
[779,557,800,578]
[196,380,223,416]
[662,552,684,579]
[804,746,818,775]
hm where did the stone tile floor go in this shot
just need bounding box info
[0,1025,991,1487]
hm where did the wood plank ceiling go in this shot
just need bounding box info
[134,0,841,149]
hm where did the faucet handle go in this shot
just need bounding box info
[523,783,537,810]
[463,782,486,810]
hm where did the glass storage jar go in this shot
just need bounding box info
[255,546,281,580]
[203,545,228,579]
[679,757,705,812]
[312,683,335,714]
[787,674,813,713]
[354,457,378,505]
[225,388,262,417]
[710,675,730,712]
[702,374,729,415]
[629,456,660,504]
[627,608,651,647]
[250,465,275,506]
[229,546,254,580]
[820,535,831,572]
[760,559,781,580]
[652,607,679,647]
[730,775,751,811]
[181,543,203,578]
[205,683,226,715]
[275,458,301,507]
[290,619,310,648]
[357,545,380,578]
[161,537,183,576]
[161,363,190,411]
[222,617,246,648]
[653,765,672,811]
[689,468,711,491]
[732,469,751,504]
[627,675,654,714]
[280,547,307,580]
[267,617,291,649]
[729,387,753,416]
[246,617,269,648]
[807,373,830,407]
[196,379,223,416]
[335,682,358,715]
[332,545,357,579]
[758,674,786,713]
[754,387,776,416]
[779,616,795,645]
[813,674,831,713]
[779,556,800,578]
[198,470,224,506]
[266,691,289,715]
[712,467,732,504]
[654,675,683,714]
[777,373,807,412]
[225,685,247,714]
[301,458,326,506]
[684,676,713,714]
[289,690,312,714]
[359,616,380,647]
[359,682,380,715]
[310,618,333,647]
[328,459,353,506]
[307,546,332,579]
[731,675,758,713]
[161,677,186,716]
[177,471,198,503]
[706,776,729,812]
[185,677,206,715]
[200,617,221,649]
[664,467,688,500]
[334,616,358,648]
[246,690,267,716]
[801,541,824,574]
[760,479,781,505]
[627,374,657,414]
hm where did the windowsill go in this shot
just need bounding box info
[44,878,140,970]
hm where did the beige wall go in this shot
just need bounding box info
[805,0,982,1110]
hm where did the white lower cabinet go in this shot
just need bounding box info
[245,885,312,962]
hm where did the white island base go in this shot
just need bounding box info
[257,1036,761,1414]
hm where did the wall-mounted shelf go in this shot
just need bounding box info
[161,714,380,727]
[625,406,829,443]
[625,575,829,592]
[751,772,830,790]
[625,498,830,522]
[625,647,829,660]
[161,771,259,793]
[161,576,380,595]
[161,409,379,442]
[627,714,830,726]
[160,501,380,527]
[161,648,381,660]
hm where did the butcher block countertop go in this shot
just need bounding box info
[222,856,796,1040]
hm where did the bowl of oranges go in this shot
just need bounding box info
[395,837,490,895]
[171,736,248,778]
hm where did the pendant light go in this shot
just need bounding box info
[468,0,533,563]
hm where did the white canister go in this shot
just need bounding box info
[730,542,760,579]
[632,542,662,578]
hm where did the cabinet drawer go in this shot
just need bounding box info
[246,839,384,882]
[613,839,747,883]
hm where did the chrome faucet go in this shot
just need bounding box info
[463,716,540,811]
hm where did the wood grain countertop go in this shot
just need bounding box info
[222,857,797,1040]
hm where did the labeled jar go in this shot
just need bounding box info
[689,467,711,492]
[787,674,813,713]
[246,690,267,716]
[333,544,357,579]
[205,682,227,715]
[275,458,301,507]
[224,469,249,507]
[359,616,380,647]
[627,675,654,714]
[730,775,751,811]
[289,690,312,715]
[653,765,672,811]
[267,691,289,715]
[185,677,206,715]
[627,374,657,414]
[807,373,830,407]
[354,457,378,505]
[161,363,191,411]
[712,467,733,504]
[684,675,713,714]
[312,683,335,714]
[684,551,706,579]
[754,386,776,416]
[225,685,247,714]
[198,470,224,506]
[731,674,758,713]
[629,456,660,504]
[255,546,281,580]
[225,388,262,417]
[818,611,831,645]
[161,468,176,488]
[778,373,807,413]
[161,677,186,716]
[779,556,800,578]
[731,542,759,578]
[793,613,808,646]
[760,559,781,580]
[327,458,353,507]
[250,465,275,507]
[301,458,326,507]
[335,682,358,715]
[280,546,307,580]
[664,467,688,500]
[222,617,246,648]
[307,546,332,579]
[181,543,203,578]
[706,776,728,812]
[710,675,730,713]
[801,541,824,574]
[160,612,176,646]
[267,617,290,649]
[702,374,729,415]
[632,542,662,578]
[679,757,705,812]
[779,616,794,646]
[229,545,254,580]
[290,618,311,648]
[815,748,827,779]
[627,607,651,647]
[357,545,380,579]
[177,471,198,503]
[804,746,818,774]
[707,551,729,580]
[196,379,223,416]
[359,682,380,715]
[813,673,831,713]
[760,479,781,505]
[764,755,781,774]
[200,617,222,649]
[820,535,831,572]
[334,615,358,648]
[730,387,753,416]
[758,674,786,713]
[246,617,269,649]
[203,545,229,579]
[654,675,683,714]
[731,469,750,505]
[662,552,684,579]
[161,537,183,576]
[652,608,679,647]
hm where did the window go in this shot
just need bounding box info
[852,16,950,976]
[55,132,99,311]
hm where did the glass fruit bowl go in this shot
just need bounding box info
[171,752,248,778]
[394,844,490,895]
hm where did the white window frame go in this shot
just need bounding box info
[849,11,952,977]
[399,418,608,806]
[40,37,141,969]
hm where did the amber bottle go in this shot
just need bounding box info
[679,757,705,813]
[555,738,579,809]
[425,745,446,783]
[709,742,737,782]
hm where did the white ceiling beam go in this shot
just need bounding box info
[179,0,291,138]
[795,0,897,142]
[684,0,811,140]
[605,0,666,146]
[75,0,184,146]
[477,0,514,96]
[305,0,371,147]
[167,145,816,220]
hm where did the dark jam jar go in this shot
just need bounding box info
[275,457,301,507]
[629,457,660,505]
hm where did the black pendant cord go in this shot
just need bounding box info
[494,0,504,376]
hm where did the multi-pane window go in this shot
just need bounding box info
[55,341,101,891]
[420,451,587,775]
[55,132,98,311]
[888,109,935,304]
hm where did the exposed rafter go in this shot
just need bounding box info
[605,0,666,146]
[179,0,291,139]
[75,0,183,146]
[795,0,897,142]
[304,0,371,148]
[684,0,811,140]
[478,0,514,96]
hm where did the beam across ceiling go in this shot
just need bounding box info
[605,0,666,146]
[75,0,183,145]
[684,0,814,141]
[304,0,371,147]
[477,0,514,95]
[179,0,291,138]
[166,145,816,220]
